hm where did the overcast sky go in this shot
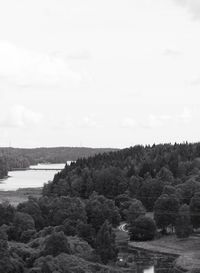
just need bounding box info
[0,0,200,148]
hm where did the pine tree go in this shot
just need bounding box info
[96,221,118,264]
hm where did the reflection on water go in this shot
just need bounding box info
[30,163,67,169]
[144,266,154,273]
[118,249,175,273]
[0,163,67,191]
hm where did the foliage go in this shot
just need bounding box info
[86,193,121,231]
[10,212,35,241]
[17,197,44,230]
[125,199,146,225]
[0,157,8,178]
[175,204,191,238]
[95,221,118,264]
[189,192,200,229]
[129,216,156,241]
[48,196,87,226]
[176,179,200,205]
[43,231,71,257]
[0,201,15,226]
[154,194,180,233]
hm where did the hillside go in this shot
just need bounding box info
[0,146,118,172]
[2,142,200,272]
[46,142,200,210]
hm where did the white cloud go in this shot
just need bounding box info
[0,105,43,128]
[121,117,137,128]
[147,114,163,129]
[143,109,192,129]
[81,117,97,128]
[0,41,81,88]
[163,49,181,57]
[176,107,192,123]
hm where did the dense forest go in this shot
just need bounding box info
[1,142,200,272]
[0,147,117,178]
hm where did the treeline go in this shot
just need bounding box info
[0,147,117,169]
[0,157,8,179]
[45,142,200,210]
[43,142,200,242]
[0,146,117,178]
[2,142,200,272]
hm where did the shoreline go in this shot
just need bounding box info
[128,235,200,272]
[0,187,42,206]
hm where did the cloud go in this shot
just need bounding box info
[143,109,192,129]
[190,78,200,86]
[147,114,163,129]
[50,49,91,61]
[0,105,43,128]
[163,49,181,57]
[81,117,98,128]
[173,0,200,19]
[176,107,192,123]
[121,117,137,128]
[0,41,81,88]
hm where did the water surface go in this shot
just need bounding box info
[0,163,67,191]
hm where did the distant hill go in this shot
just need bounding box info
[0,147,118,171]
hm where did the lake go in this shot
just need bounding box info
[0,163,67,191]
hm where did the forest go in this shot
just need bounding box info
[0,146,117,177]
[1,142,200,272]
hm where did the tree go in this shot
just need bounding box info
[129,216,156,241]
[93,167,128,198]
[128,176,141,198]
[49,196,87,226]
[62,219,78,236]
[189,192,200,229]
[126,199,146,226]
[10,212,35,241]
[96,221,118,264]
[175,179,200,204]
[77,221,96,247]
[156,167,174,184]
[175,204,191,238]
[138,177,166,211]
[17,197,44,230]
[154,194,180,234]
[162,185,176,196]
[0,229,10,273]
[0,201,15,226]
[43,231,71,257]
[86,193,121,231]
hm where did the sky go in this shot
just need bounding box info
[0,0,200,148]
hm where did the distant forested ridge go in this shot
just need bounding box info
[0,157,8,179]
[0,146,118,174]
